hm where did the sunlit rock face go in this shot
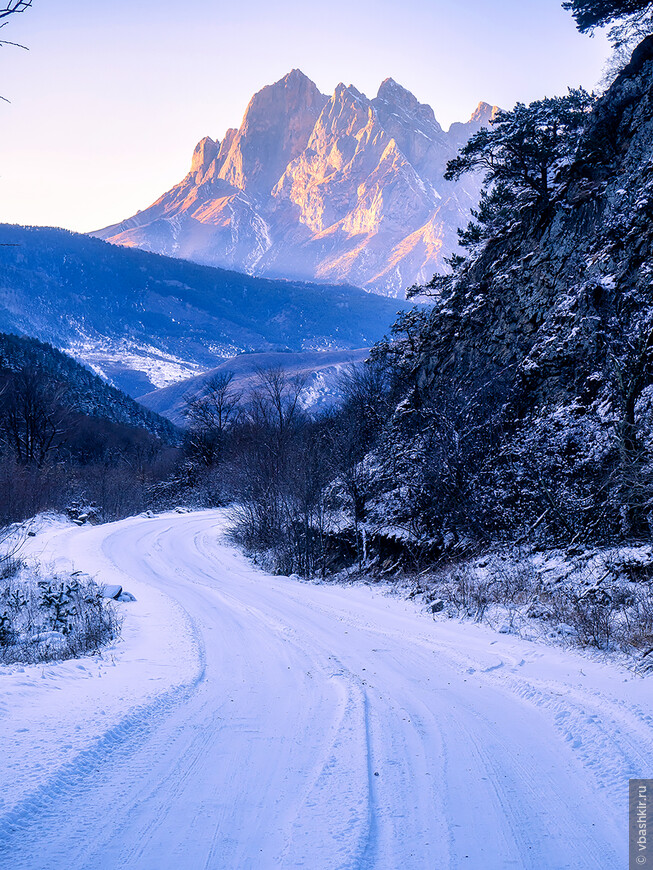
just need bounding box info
[94,70,496,297]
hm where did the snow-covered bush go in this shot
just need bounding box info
[0,562,121,663]
[545,581,619,649]
[438,562,538,624]
[422,546,653,656]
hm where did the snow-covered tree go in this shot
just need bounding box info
[563,0,653,75]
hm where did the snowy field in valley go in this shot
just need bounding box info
[0,510,651,869]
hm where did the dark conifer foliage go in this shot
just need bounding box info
[562,0,652,32]
[445,90,593,207]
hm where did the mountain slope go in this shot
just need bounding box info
[94,70,496,297]
[0,225,408,396]
[0,332,177,443]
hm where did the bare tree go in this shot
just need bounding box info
[228,368,310,567]
[0,1,32,48]
[0,1,32,20]
[0,368,70,467]
[250,367,306,446]
[184,372,242,467]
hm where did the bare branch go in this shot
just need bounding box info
[0,1,33,20]
[0,0,32,102]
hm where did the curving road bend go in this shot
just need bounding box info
[0,510,650,869]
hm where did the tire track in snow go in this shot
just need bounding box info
[0,664,206,868]
[1,510,650,869]
[275,663,379,870]
[461,664,653,804]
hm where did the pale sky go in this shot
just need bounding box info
[0,0,610,233]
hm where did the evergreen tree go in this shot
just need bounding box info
[445,89,594,209]
[562,1,652,33]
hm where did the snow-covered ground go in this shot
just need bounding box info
[0,510,651,869]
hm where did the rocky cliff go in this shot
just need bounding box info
[418,34,653,417]
[364,35,653,548]
[94,70,496,297]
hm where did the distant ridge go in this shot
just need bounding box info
[94,71,497,297]
[0,224,409,396]
[138,348,370,425]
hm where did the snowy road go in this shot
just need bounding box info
[0,511,651,869]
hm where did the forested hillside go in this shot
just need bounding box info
[0,333,179,523]
[0,333,176,442]
[0,225,408,395]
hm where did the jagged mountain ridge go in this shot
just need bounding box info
[94,70,497,297]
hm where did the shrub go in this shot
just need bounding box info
[0,565,121,663]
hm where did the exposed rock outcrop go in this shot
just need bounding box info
[417,35,653,410]
[364,35,653,547]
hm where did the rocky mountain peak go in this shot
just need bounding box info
[376,76,404,99]
[331,82,367,107]
[217,69,327,194]
[446,100,501,147]
[375,77,439,128]
[283,67,311,86]
[371,79,445,177]
[190,136,218,177]
[243,68,322,112]
[305,83,373,155]
[93,72,494,297]
[469,100,499,124]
